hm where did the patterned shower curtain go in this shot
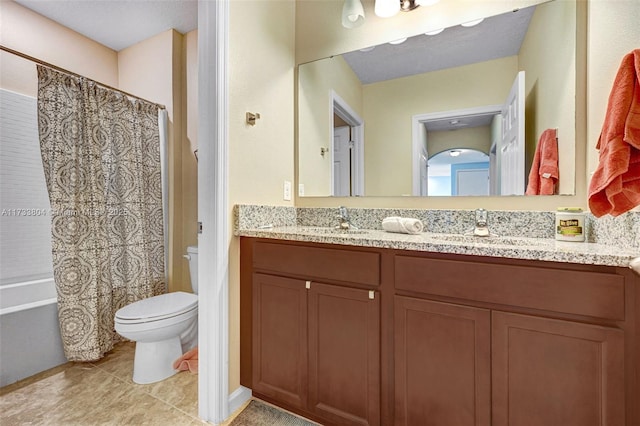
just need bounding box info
[37,66,166,362]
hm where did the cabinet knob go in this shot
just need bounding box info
[630,257,640,276]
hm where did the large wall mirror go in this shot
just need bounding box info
[298,0,578,197]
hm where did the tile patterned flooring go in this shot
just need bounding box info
[0,342,206,425]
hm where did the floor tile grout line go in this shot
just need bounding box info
[89,361,202,423]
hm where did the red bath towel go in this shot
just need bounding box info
[526,128,558,195]
[173,347,198,374]
[588,49,640,217]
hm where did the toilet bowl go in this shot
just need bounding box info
[115,246,198,384]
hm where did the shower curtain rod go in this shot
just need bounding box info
[0,45,167,110]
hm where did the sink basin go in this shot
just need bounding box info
[301,227,370,235]
[425,233,549,247]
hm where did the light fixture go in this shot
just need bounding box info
[425,28,444,35]
[389,37,408,45]
[342,0,365,29]
[374,0,438,19]
[461,18,484,27]
[400,0,420,12]
[375,0,400,18]
[449,150,462,157]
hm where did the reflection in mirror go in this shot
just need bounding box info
[428,149,490,196]
[298,0,578,197]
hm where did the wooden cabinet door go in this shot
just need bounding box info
[252,273,308,409]
[394,296,491,426]
[308,283,380,426]
[492,311,625,426]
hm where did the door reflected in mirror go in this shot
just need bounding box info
[297,0,578,197]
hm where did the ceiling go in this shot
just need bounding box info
[342,5,536,84]
[13,0,198,51]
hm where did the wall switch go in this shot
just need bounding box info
[298,184,305,196]
[283,181,292,201]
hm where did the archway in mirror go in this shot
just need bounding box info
[428,149,490,196]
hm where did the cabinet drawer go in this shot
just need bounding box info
[253,242,380,286]
[395,255,625,320]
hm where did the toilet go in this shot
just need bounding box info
[115,246,198,384]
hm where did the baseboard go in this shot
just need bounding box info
[228,385,252,417]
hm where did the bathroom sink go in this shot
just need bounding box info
[425,233,549,247]
[301,227,370,235]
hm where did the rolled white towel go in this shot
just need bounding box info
[382,216,424,234]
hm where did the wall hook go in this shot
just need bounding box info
[246,112,261,126]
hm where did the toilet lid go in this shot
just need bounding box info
[115,291,198,321]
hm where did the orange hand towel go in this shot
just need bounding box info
[173,347,198,374]
[588,49,640,217]
[526,129,558,195]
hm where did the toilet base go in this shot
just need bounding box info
[132,337,182,384]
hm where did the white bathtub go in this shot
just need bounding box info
[0,278,67,387]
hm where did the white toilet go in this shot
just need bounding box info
[115,246,198,384]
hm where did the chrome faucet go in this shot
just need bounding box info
[472,208,490,237]
[336,206,357,230]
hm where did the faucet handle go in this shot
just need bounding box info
[475,208,488,225]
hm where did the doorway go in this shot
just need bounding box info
[412,71,525,196]
[331,90,364,196]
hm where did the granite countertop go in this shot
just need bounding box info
[236,226,639,268]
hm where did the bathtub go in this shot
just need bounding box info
[0,278,67,387]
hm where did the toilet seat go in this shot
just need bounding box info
[115,291,198,324]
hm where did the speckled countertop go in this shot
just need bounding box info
[234,205,640,269]
[236,225,637,268]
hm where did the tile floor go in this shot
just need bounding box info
[0,342,206,425]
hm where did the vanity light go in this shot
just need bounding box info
[375,0,400,18]
[449,150,462,157]
[461,18,484,27]
[375,0,439,19]
[389,37,408,45]
[342,0,365,29]
[425,28,444,35]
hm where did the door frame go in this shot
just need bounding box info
[330,90,364,196]
[411,104,501,196]
[198,0,243,423]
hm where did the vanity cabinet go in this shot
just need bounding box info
[240,238,639,426]
[394,296,491,426]
[395,253,628,426]
[244,239,381,426]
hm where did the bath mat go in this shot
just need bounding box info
[229,400,317,426]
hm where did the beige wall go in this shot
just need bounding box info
[428,127,492,159]
[0,0,118,96]
[228,0,296,393]
[298,55,363,196]
[519,0,576,195]
[363,56,517,196]
[118,30,197,293]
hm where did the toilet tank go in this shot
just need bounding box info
[186,246,198,294]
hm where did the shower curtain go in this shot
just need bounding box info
[37,66,166,362]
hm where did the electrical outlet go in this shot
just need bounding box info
[283,181,292,201]
[298,184,305,196]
